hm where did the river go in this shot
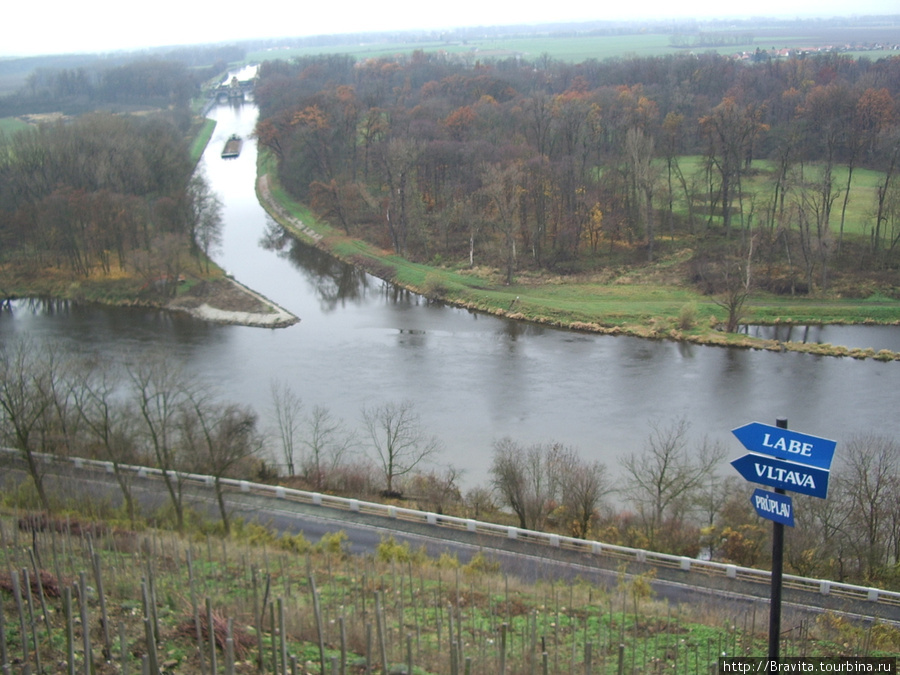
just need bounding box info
[2,89,899,488]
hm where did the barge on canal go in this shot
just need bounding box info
[221,134,243,159]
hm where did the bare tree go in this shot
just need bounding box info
[834,433,900,580]
[621,418,724,550]
[713,237,754,333]
[478,163,522,285]
[0,339,62,511]
[187,173,223,272]
[554,447,611,538]
[362,400,439,496]
[489,438,558,530]
[409,466,462,515]
[270,379,303,476]
[182,393,260,534]
[129,233,185,298]
[624,126,657,260]
[73,361,140,527]
[301,405,356,490]
[128,355,193,530]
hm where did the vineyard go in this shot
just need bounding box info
[1,509,898,675]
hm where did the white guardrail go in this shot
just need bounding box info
[3,448,900,611]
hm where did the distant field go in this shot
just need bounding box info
[0,116,29,136]
[245,22,900,65]
[246,33,744,64]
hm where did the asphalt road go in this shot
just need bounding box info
[2,458,898,628]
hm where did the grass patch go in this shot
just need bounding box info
[0,116,30,136]
[246,33,754,65]
[189,117,217,165]
[662,157,886,237]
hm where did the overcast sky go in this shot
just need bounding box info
[5,0,899,57]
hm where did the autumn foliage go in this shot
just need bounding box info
[256,51,900,296]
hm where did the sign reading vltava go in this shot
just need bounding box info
[730,453,830,499]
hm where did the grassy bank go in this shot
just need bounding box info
[255,156,900,362]
[190,117,217,165]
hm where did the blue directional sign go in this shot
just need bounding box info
[731,453,830,499]
[732,422,836,471]
[751,488,795,527]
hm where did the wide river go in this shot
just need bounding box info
[3,90,899,488]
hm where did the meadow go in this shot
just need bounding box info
[0,117,29,136]
[246,33,732,65]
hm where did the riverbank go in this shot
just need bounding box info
[166,275,298,328]
[0,260,298,329]
[255,165,900,362]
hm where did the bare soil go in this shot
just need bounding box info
[169,279,270,314]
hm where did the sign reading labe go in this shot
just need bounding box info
[731,422,836,471]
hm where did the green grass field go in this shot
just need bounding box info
[665,156,885,236]
[246,32,747,65]
[0,116,29,136]
[244,28,886,66]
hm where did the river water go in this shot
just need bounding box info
[2,91,899,486]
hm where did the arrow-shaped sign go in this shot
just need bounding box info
[731,453,830,499]
[732,422,836,471]
[751,488,795,527]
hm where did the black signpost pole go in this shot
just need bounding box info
[732,417,834,660]
[768,417,788,660]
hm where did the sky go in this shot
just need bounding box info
[5,0,900,57]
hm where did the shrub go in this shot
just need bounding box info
[315,530,348,556]
[376,534,412,562]
[462,551,500,577]
[421,272,448,299]
[279,531,312,554]
[678,302,698,330]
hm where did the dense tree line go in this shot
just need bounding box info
[255,50,900,297]
[4,342,898,589]
[0,47,241,116]
[0,112,221,292]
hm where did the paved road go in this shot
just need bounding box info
[2,458,897,628]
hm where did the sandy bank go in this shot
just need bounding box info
[167,276,298,328]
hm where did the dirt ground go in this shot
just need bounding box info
[167,278,298,327]
[170,278,271,314]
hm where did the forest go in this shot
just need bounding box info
[254,50,900,310]
[0,43,244,114]
[0,110,221,298]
